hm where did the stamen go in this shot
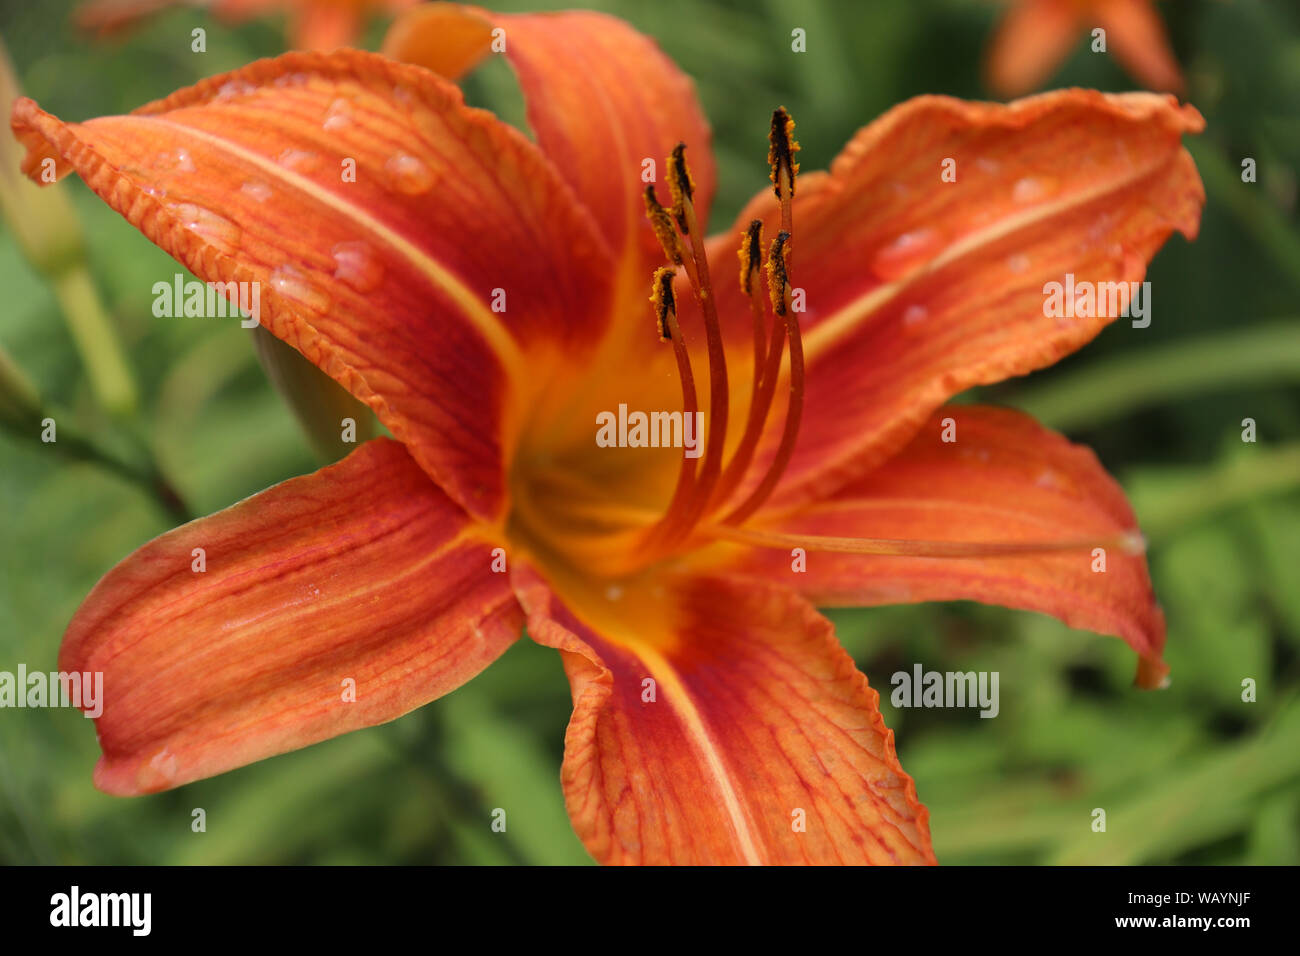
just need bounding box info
[738,218,768,385]
[710,524,1149,559]
[661,142,730,541]
[724,231,804,525]
[769,107,799,241]
[650,264,676,342]
[667,142,695,234]
[644,185,698,286]
[623,113,809,565]
[709,220,785,511]
[644,266,700,540]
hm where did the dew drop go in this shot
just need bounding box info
[270,264,332,313]
[278,148,324,174]
[323,97,353,132]
[871,228,942,281]
[240,180,272,203]
[975,157,1001,175]
[604,584,624,602]
[902,304,928,326]
[216,79,257,101]
[384,152,435,195]
[1121,530,1147,556]
[330,240,384,294]
[167,147,195,173]
[169,202,241,255]
[147,748,179,787]
[1012,176,1045,203]
[1007,253,1030,274]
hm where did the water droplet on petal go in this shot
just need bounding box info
[323,97,353,132]
[216,79,257,101]
[278,148,324,174]
[902,304,928,326]
[270,264,332,314]
[240,180,271,202]
[1012,176,1045,203]
[167,147,195,173]
[146,748,179,787]
[871,228,942,281]
[975,157,1000,175]
[1121,530,1147,555]
[1007,253,1030,274]
[384,153,435,195]
[169,202,241,255]
[274,72,311,88]
[604,584,624,602]
[330,240,384,293]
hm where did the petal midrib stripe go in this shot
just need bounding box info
[140,115,526,379]
[629,639,765,865]
[803,149,1184,361]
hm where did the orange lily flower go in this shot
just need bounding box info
[12,5,1205,864]
[76,0,419,51]
[986,0,1185,98]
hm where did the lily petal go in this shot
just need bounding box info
[1096,0,1185,95]
[984,0,1082,98]
[512,564,934,864]
[61,438,522,795]
[714,406,1167,688]
[12,49,615,521]
[384,3,716,274]
[709,90,1203,514]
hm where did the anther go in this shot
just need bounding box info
[645,185,685,267]
[667,142,695,234]
[767,231,792,316]
[769,107,799,253]
[650,266,676,341]
[738,218,764,296]
[768,107,800,200]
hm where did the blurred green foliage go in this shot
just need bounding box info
[1,0,1298,865]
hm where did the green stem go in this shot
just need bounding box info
[5,407,192,524]
[49,263,139,418]
[1013,321,1300,431]
[1135,444,1300,541]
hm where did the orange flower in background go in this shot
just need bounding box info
[986,0,1185,98]
[77,0,419,50]
[12,4,1205,864]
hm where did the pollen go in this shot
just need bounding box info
[649,266,676,342]
[645,186,685,266]
[768,107,800,199]
[738,218,763,296]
